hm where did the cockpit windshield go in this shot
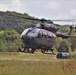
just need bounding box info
[20,28,32,37]
[27,28,40,38]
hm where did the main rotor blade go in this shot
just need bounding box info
[4,14,76,23]
[4,14,40,21]
[52,19,76,22]
[4,14,53,22]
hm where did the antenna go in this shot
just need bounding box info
[72,21,74,27]
[72,21,76,30]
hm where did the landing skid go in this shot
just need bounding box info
[18,47,35,54]
[18,44,55,54]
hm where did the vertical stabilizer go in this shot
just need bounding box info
[67,25,73,36]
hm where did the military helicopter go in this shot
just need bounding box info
[5,14,76,54]
[18,18,75,54]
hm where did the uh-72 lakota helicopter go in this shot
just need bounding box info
[18,17,76,54]
[6,14,76,54]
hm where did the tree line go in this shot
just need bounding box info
[0,11,76,52]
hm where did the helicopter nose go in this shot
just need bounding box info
[21,35,31,43]
[21,36,29,44]
[21,35,31,40]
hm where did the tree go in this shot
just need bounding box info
[0,30,21,52]
[0,11,39,33]
[0,40,6,52]
[70,29,76,51]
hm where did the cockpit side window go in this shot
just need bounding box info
[38,31,42,38]
[42,32,47,35]
[42,31,48,38]
[38,31,48,38]
[47,32,52,38]
[20,28,32,37]
[27,29,40,38]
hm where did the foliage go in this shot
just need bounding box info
[70,29,76,51]
[0,30,21,52]
[57,40,69,52]
[54,24,68,33]
[0,11,76,52]
[0,11,39,34]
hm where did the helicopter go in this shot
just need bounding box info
[4,14,76,54]
[18,18,75,54]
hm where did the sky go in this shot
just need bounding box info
[0,0,76,25]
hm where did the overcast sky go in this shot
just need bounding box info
[0,0,76,25]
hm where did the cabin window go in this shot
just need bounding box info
[38,33,42,38]
[42,32,48,38]
[48,35,51,38]
[38,31,42,38]
[47,32,52,38]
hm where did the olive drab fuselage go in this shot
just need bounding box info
[19,22,73,54]
[21,28,56,50]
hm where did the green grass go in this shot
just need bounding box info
[0,52,56,60]
[0,60,68,75]
[0,52,76,75]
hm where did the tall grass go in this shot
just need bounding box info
[0,60,69,75]
[0,52,76,75]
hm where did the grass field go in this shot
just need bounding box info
[0,52,76,75]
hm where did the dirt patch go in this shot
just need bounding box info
[64,58,76,72]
